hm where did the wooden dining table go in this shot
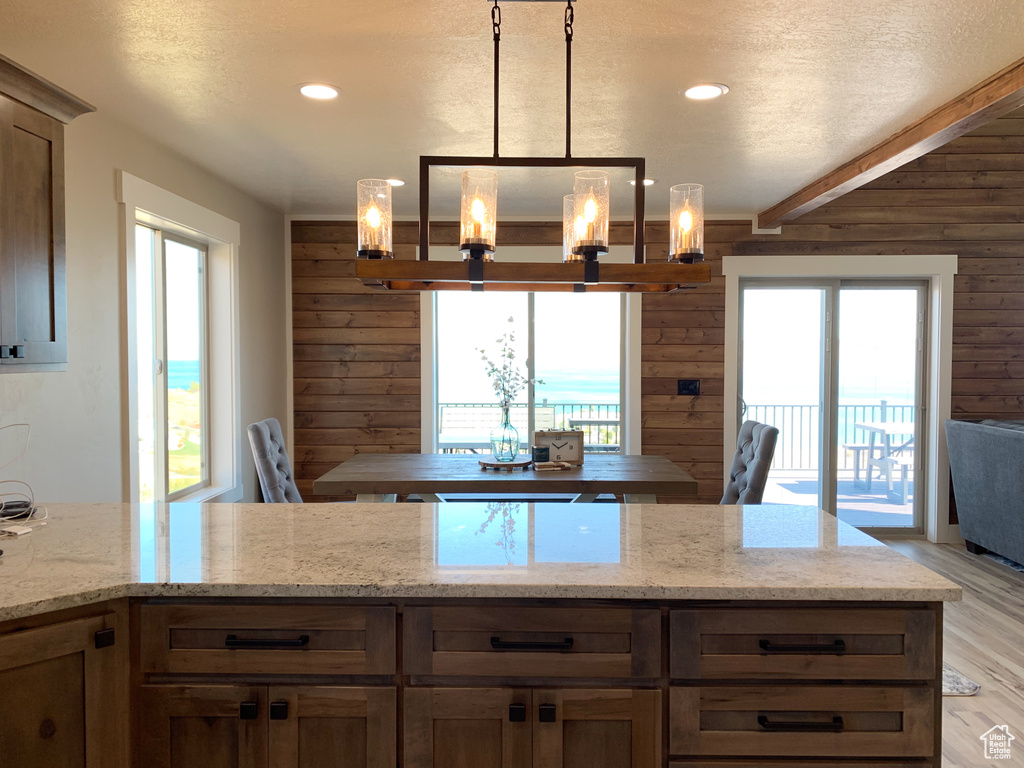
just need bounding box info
[312,453,698,503]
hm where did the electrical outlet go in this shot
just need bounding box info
[677,379,700,396]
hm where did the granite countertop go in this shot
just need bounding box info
[0,502,960,621]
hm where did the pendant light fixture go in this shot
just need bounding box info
[356,0,710,293]
[356,179,393,259]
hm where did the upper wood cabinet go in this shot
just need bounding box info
[0,54,93,371]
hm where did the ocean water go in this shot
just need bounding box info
[167,360,201,390]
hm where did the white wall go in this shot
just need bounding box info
[0,110,287,502]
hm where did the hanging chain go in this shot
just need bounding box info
[493,0,501,157]
[565,0,573,158]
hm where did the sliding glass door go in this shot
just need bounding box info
[740,280,926,531]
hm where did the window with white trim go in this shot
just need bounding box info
[134,225,210,501]
[118,171,242,504]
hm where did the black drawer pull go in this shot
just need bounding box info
[758,639,846,655]
[12,345,24,359]
[508,703,526,722]
[225,634,310,649]
[239,702,258,720]
[490,637,573,652]
[757,715,844,733]
[538,703,557,723]
[269,701,289,720]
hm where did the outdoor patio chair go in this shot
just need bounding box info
[721,420,779,504]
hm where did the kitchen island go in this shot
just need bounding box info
[0,502,960,768]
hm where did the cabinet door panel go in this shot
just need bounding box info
[0,97,66,365]
[139,685,268,768]
[534,689,661,768]
[404,688,531,768]
[0,652,84,767]
[0,611,126,768]
[268,686,395,768]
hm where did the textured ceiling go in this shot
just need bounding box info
[2,0,1024,217]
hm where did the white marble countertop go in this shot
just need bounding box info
[0,502,960,622]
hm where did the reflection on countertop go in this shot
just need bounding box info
[0,502,960,622]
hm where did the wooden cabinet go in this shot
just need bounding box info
[0,54,93,370]
[132,598,942,768]
[140,685,396,768]
[404,606,660,678]
[670,607,936,680]
[670,685,934,758]
[533,689,660,768]
[404,688,659,768]
[139,603,396,676]
[404,688,532,768]
[0,610,127,768]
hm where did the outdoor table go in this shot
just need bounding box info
[854,421,915,502]
[312,453,698,503]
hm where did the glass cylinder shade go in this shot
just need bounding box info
[562,194,582,262]
[460,169,498,260]
[572,170,610,260]
[356,179,393,259]
[669,183,705,263]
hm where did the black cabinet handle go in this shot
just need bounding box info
[0,346,9,359]
[757,715,844,733]
[508,703,526,722]
[538,704,557,723]
[239,702,258,720]
[269,701,289,720]
[12,345,24,359]
[225,634,310,649]
[94,628,116,649]
[759,639,846,655]
[490,637,573,652]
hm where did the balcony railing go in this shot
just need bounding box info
[438,402,621,453]
[745,402,916,470]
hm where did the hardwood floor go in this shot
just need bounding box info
[883,538,1024,767]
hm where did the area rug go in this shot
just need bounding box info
[984,552,1024,573]
[943,663,981,696]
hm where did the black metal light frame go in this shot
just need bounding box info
[418,155,647,265]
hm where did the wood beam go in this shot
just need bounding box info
[758,55,1024,229]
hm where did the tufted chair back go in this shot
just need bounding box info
[247,418,303,503]
[720,420,779,505]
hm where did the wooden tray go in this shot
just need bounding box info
[478,456,533,471]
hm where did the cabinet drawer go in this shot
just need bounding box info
[140,604,395,676]
[670,608,935,680]
[670,686,934,758]
[404,606,660,678]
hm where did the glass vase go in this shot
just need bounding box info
[490,404,520,462]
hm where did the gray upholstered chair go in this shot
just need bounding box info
[247,417,303,503]
[720,420,780,504]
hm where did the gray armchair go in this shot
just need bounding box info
[721,420,780,504]
[247,417,302,503]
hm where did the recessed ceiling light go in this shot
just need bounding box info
[628,178,657,186]
[298,83,340,100]
[683,83,729,100]
[386,179,406,187]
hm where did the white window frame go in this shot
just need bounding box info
[118,171,242,503]
[723,254,958,544]
[420,245,642,455]
[136,226,212,500]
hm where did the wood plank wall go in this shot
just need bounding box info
[292,107,1024,509]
